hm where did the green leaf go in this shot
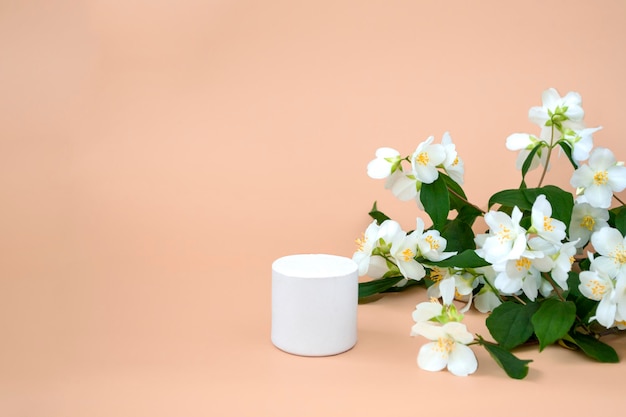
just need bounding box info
[613,206,626,236]
[455,204,483,227]
[478,338,532,379]
[440,218,476,252]
[487,186,573,232]
[557,141,579,169]
[440,173,469,211]
[427,249,490,268]
[569,332,619,363]
[379,279,423,293]
[368,201,390,224]
[522,185,574,228]
[441,171,466,195]
[439,174,483,228]
[358,276,403,298]
[486,301,540,350]
[531,298,577,351]
[488,188,531,211]
[519,143,543,189]
[420,175,450,230]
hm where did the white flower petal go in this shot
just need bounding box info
[592,256,621,279]
[447,344,478,377]
[399,260,426,281]
[495,271,523,294]
[376,147,400,158]
[365,255,388,279]
[367,148,400,179]
[474,288,502,313]
[412,301,444,323]
[594,296,617,328]
[417,342,448,372]
[438,276,456,305]
[542,88,560,108]
[528,106,548,126]
[591,227,624,257]
[442,322,474,344]
[414,165,439,184]
[570,165,594,189]
[589,147,616,169]
[583,185,613,209]
[506,133,532,151]
[607,165,626,192]
[412,321,446,341]
[385,171,418,201]
[367,159,393,179]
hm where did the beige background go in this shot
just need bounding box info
[2,1,626,415]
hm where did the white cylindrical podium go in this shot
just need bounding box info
[271,254,358,356]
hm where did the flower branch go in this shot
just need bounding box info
[353,88,626,378]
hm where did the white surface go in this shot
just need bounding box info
[271,254,358,356]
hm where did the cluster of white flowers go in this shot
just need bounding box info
[352,217,456,285]
[578,228,626,328]
[367,132,463,207]
[355,87,626,377]
[410,300,477,377]
[502,88,626,329]
[475,195,576,301]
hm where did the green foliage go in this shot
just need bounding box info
[477,336,532,379]
[612,205,626,235]
[488,185,574,233]
[358,275,404,298]
[568,332,619,363]
[557,141,579,169]
[531,298,576,351]
[368,201,391,224]
[440,218,476,252]
[486,301,539,350]
[355,96,624,378]
[420,175,449,230]
[489,186,573,219]
[519,143,542,189]
[428,249,489,268]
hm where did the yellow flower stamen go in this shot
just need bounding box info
[430,267,444,283]
[435,337,455,356]
[515,257,532,271]
[497,224,511,243]
[355,234,367,252]
[611,245,626,265]
[543,216,554,232]
[425,235,440,251]
[401,248,415,262]
[580,215,595,231]
[416,152,430,166]
[586,280,607,299]
[593,170,609,185]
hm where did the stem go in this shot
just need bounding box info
[537,124,556,188]
[613,194,626,206]
[447,187,486,215]
[479,272,507,303]
[542,272,565,302]
[597,327,626,337]
[512,294,527,305]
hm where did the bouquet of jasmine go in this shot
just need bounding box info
[354,88,626,378]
